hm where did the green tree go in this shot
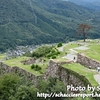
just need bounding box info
[32,45,53,58]
[15,85,38,100]
[37,80,49,92]
[0,73,20,100]
[37,77,67,100]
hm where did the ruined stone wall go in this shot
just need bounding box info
[0,59,91,87]
[0,62,43,86]
[77,53,100,69]
[0,62,12,74]
[44,60,91,87]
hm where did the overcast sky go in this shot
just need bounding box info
[67,0,99,2]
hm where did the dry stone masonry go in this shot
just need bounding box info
[0,59,91,87]
[44,60,90,87]
[77,53,100,69]
[0,62,43,86]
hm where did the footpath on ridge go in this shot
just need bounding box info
[58,42,88,62]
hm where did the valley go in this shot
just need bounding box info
[1,0,100,52]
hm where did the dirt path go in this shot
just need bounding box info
[58,42,100,85]
[94,73,100,85]
[61,43,89,62]
[74,45,89,50]
[58,44,68,52]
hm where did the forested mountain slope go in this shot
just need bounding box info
[68,0,100,11]
[0,0,100,51]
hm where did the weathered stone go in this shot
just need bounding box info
[77,53,100,68]
[0,59,91,87]
[21,58,36,65]
[44,60,90,87]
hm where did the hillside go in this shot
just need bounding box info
[0,39,100,99]
[0,0,100,51]
[0,39,99,86]
[68,0,100,11]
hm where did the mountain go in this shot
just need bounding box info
[0,0,100,52]
[68,0,100,11]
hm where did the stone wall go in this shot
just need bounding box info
[0,62,43,86]
[77,53,100,69]
[0,59,91,87]
[44,60,91,87]
[21,58,36,65]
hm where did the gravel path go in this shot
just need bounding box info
[63,54,77,62]
[58,43,89,62]
[62,48,77,61]
[74,45,89,50]
[58,42,100,85]
[58,46,64,52]
[58,44,68,52]
[94,73,100,85]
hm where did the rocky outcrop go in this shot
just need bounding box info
[77,53,100,69]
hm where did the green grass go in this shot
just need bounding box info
[0,54,5,60]
[63,43,82,52]
[79,44,100,61]
[63,63,98,87]
[69,39,100,61]
[55,43,81,61]
[54,57,69,62]
[4,56,47,76]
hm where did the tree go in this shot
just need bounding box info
[0,73,20,100]
[15,85,38,100]
[37,77,67,100]
[77,24,92,42]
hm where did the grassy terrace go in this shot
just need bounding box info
[0,54,5,60]
[77,43,100,61]
[63,43,82,52]
[4,56,47,76]
[84,44,100,61]
[62,63,98,87]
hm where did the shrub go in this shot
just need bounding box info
[35,65,38,68]
[47,56,50,59]
[51,49,56,53]
[57,42,63,47]
[39,71,43,74]
[57,51,60,54]
[37,66,42,70]
[31,64,35,69]
[31,64,42,71]
[32,45,53,58]
[35,65,42,71]
[23,52,32,57]
[52,55,56,59]
[46,54,51,58]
